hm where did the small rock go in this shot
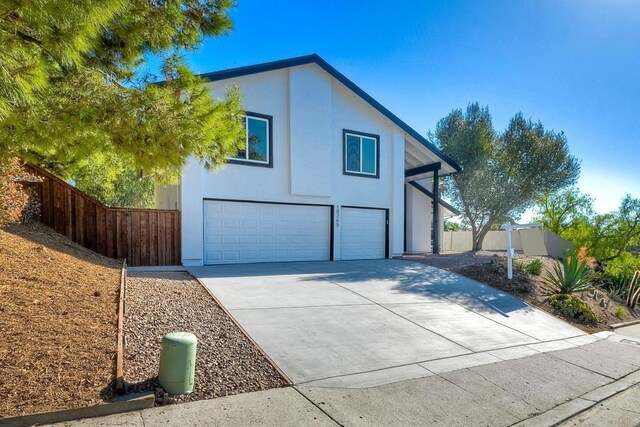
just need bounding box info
[35,245,51,260]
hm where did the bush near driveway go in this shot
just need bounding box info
[549,294,599,325]
[526,259,543,276]
[545,255,595,295]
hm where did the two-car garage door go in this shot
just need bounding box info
[203,200,331,265]
[203,200,386,265]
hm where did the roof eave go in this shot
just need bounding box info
[200,54,462,172]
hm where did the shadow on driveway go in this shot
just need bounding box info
[294,259,530,316]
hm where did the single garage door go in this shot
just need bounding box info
[340,207,387,260]
[203,200,331,265]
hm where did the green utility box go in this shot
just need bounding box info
[158,331,197,395]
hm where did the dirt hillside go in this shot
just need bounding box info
[0,222,120,417]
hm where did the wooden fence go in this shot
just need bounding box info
[24,164,181,266]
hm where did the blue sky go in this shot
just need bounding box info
[162,0,640,215]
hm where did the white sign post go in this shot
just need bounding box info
[504,222,514,280]
[501,222,543,280]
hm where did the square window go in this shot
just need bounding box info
[229,113,272,167]
[343,130,379,178]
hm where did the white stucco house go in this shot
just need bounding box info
[156,54,461,266]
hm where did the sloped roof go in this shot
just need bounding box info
[200,54,461,172]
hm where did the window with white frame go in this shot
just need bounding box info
[229,113,272,167]
[343,130,379,178]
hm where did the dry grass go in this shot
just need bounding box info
[0,222,120,418]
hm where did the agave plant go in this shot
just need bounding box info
[545,256,596,295]
[605,273,631,299]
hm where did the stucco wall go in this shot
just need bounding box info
[481,230,523,251]
[544,231,573,258]
[405,184,432,253]
[442,229,571,258]
[442,230,522,252]
[178,64,409,266]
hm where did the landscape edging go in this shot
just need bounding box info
[0,393,154,427]
[116,259,126,392]
[610,319,640,329]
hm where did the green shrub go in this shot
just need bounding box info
[549,294,599,325]
[604,272,631,299]
[491,261,506,275]
[515,261,526,273]
[605,252,640,277]
[614,306,626,319]
[526,259,543,276]
[545,256,596,294]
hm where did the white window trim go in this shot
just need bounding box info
[232,115,270,164]
[344,132,378,176]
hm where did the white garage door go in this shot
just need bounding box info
[340,207,387,260]
[203,200,331,265]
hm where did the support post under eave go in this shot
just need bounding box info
[432,169,440,254]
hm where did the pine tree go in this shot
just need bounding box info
[0,0,244,204]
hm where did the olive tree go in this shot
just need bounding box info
[436,103,580,250]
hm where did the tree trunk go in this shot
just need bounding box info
[473,224,493,251]
[470,223,479,251]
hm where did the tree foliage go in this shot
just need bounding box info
[66,153,156,208]
[0,0,245,204]
[444,220,460,231]
[536,188,640,263]
[436,103,580,250]
[536,187,594,236]
[560,196,639,262]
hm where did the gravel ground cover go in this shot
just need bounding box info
[402,251,496,270]
[124,272,287,404]
[0,222,120,417]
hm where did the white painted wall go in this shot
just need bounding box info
[438,208,445,251]
[289,66,332,196]
[176,63,445,265]
[405,185,432,253]
[181,158,205,265]
[391,129,405,256]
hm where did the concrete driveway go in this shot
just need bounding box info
[190,259,585,387]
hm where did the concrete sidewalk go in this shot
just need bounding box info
[56,334,640,427]
[615,323,640,339]
[559,383,640,426]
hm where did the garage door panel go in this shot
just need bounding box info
[341,207,386,260]
[204,200,331,265]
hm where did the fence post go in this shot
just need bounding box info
[126,209,132,264]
